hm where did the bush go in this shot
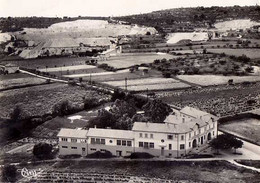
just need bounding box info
[126,152,154,159]
[59,154,81,159]
[33,143,53,159]
[86,150,114,158]
[2,165,17,182]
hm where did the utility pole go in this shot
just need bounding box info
[125,77,127,91]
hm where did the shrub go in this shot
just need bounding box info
[86,150,114,158]
[2,165,17,182]
[126,152,154,159]
[33,143,53,159]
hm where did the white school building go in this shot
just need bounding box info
[57,106,218,158]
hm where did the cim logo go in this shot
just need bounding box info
[18,167,44,179]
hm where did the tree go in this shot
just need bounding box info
[142,99,172,123]
[2,165,17,182]
[52,100,74,116]
[84,97,100,110]
[10,106,23,122]
[33,143,53,159]
[231,138,243,154]
[210,134,243,154]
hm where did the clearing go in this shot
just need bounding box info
[177,75,260,86]
[207,48,260,59]
[220,118,260,145]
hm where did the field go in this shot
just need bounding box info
[214,19,260,31]
[38,65,96,72]
[220,118,260,145]
[0,56,89,69]
[103,77,190,91]
[99,53,174,69]
[167,32,208,44]
[0,73,49,90]
[0,83,107,119]
[177,75,260,86]
[18,160,260,183]
[157,83,260,117]
[207,48,260,59]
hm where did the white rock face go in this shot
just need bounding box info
[214,19,260,31]
[166,32,208,44]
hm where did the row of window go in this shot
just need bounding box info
[117,140,132,147]
[91,138,106,145]
[139,142,154,148]
[61,146,77,149]
[61,138,87,143]
[139,133,153,138]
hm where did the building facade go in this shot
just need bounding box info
[57,107,218,158]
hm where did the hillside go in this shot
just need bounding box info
[115,6,260,33]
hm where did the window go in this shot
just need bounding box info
[199,129,201,134]
[181,135,184,141]
[204,127,207,131]
[189,133,191,138]
[180,144,185,150]
[91,138,95,144]
[189,142,191,147]
[145,133,148,138]
[90,148,96,151]
[61,138,67,142]
[96,138,101,144]
[213,131,215,136]
[167,135,173,140]
[149,143,154,148]
[169,153,172,156]
[109,140,113,143]
[101,139,105,145]
[71,147,77,149]
[169,144,172,150]
[139,142,144,147]
[150,134,153,139]
[161,139,165,143]
[62,146,68,148]
[122,140,126,146]
[71,138,77,143]
[139,133,142,138]
[127,141,132,147]
[144,142,149,148]
[100,149,106,152]
[194,131,196,136]
[117,140,121,146]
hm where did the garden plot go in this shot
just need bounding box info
[220,118,260,145]
[99,53,174,69]
[207,49,260,59]
[0,73,48,90]
[103,77,190,91]
[177,75,260,86]
[39,65,96,72]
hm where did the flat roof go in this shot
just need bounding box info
[57,128,88,138]
[88,128,134,139]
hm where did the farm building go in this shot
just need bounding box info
[0,64,19,74]
[58,106,218,158]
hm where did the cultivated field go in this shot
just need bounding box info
[207,48,260,59]
[99,53,174,69]
[38,65,96,72]
[158,83,260,117]
[0,57,88,69]
[167,32,208,44]
[103,77,190,91]
[0,73,49,90]
[0,83,107,119]
[214,19,260,31]
[220,118,260,145]
[21,160,260,183]
[177,75,260,86]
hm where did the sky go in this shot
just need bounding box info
[0,0,258,17]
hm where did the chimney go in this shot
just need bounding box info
[94,125,97,129]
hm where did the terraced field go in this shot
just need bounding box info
[0,83,107,119]
[0,73,49,90]
[99,53,174,69]
[103,77,190,91]
[177,75,260,86]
